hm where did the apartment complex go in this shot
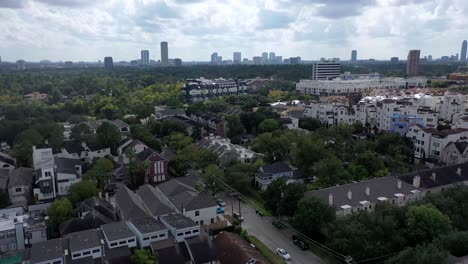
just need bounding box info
[184,78,249,102]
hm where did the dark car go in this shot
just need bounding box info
[292,235,309,250]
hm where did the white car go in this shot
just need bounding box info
[276,248,291,261]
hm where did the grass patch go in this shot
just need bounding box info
[248,235,286,264]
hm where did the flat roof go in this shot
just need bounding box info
[161,214,197,230]
[131,217,167,235]
[101,222,134,241]
[30,238,63,263]
[65,229,101,252]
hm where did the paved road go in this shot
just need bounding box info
[222,194,325,264]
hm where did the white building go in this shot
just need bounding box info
[296,78,407,96]
[311,61,341,80]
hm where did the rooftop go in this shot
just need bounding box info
[161,214,197,230]
[65,229,101,252]
[130,217,167,235]
[30,238,63,263]
[398,162,468,189]
[8,167,33,187]
[101,222,135,241]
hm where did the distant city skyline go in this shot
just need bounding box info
[0,1,467,62]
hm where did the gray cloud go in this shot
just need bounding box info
[35,0,96,7]
[257,9,294,30]
[0,0,28,8]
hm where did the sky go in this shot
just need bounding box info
[0,0,467,62]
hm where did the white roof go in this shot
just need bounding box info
[394,193,405,197]
[340,205,352,209]
[359,200,370,205]
[377,197,388,201]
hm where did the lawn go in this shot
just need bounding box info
[248,235,286,264]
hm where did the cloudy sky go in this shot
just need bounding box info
[0,0,467,62]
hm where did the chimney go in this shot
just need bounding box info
[45,139,49,146]
[328,193,334,205]
[81,141,87,149]
[397,180,402,189]
[98,191,102,199]
[413,175,421,188]
[347,189,352,200]
[431,172,436,181]
[365,186,370,196]
[105,192,109,201]
[457,167,462,176]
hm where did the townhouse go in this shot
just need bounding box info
[198,136,258,165]
[255,161,298,190]
[8,167,33,207]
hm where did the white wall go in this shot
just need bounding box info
[185,206,217,225]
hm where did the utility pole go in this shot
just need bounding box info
[238,195,242,228]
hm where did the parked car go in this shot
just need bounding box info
[292,235,309,250]
[276,248,291,261]
[233,212,244,222]
[216,206,225,214]
[217,199,226,207]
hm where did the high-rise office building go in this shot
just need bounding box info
[141,50,149,65]
[268,52,275,62]
[391,57,399,63]
[16,60,26,70]
[351,50,357,62]
[311,61,341,80]
[406,50,420,76]
[174,58,182,66]
[233,52,241,64]
[461,40,467,62]
[261,52,268,64]
[160,41,168,65]
[211,52,218,64]
[428,55,433,61]
[253,56,262,65]
[104,57,113,69]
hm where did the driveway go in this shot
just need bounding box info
[222,194,326,264]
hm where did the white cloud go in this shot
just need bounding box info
[0,0,466,61]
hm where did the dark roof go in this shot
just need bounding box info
[65,229,101,252]
[398,162,468,189]
[87,143,109,152]
[112,119,129,129]
[60,209,116,235]
[130,217,167,235]
[136,185,175,216]
[8,167,33,187]
[159,108,186,117]
[161,214,197,230]
[451,141,468,154]
[103,245,131,264]
[101,222,135,241]
[213,232,267,264]
[157,179,217,211]
[114,185,149,221]
[71,256,94,264]
[0,155,15,166]
[30,238,63,263]
[260,161,293,174]
[154,244,186,264]
[136,148,156,161]
[54,157,81,174]
[64,143,85,154]
[184,236,217,264]
[305,176,419,210]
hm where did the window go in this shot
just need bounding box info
[128,239,135,243]
[45,171,52,177]
[53,261,61,264]
[177,233,183,237]
[83,251,91,256]
[92,249,100,253]
[200,220,204,225]
[73,253,81,258]
[8,243,16,251]
[119,241,126,245]
[211,218,214,223]
[185,231,191,235]
[110,243,117,247]
[193,229,199,233]
[15,187,21,193]
[143,237,150,241]
[43,181,50,187]
[195,211,199,216]
[159,234,165,237]
[6,231,15,238]
[0,232,4,239]
[41,230,47,237]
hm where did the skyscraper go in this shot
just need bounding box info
[104,57,113,69]
[261,52,268,64]
[160,41,168,65]
[268,52,275,63]
[461,40,467,61]
[141,50,149,65]
[211,52,218,64]
[406,50,420,76]
[311,61,341,80]
[351,50,357,62]
[233,52,241,64]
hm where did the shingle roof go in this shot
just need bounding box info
[65,229,101,252]
[101,222,135,241]
[130,217,167,235]
[305,176,419,210]
[452,141,468,154]
[54,157,81,174]
[260,161,292,174]
[64,143,85,155]
[136,148,156,161]
[157,178,217,211]
[114,186,149,221]
[8,167,33,187]
[112,119,129,129]
[398,162,468,189]
[213,232,267,264]
[30,238,63,263]
[77,197,118,221]
[184,236,217,264]
[136,185,175,216]
[0,155,15,166]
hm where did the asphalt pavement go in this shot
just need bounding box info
[222,194,326,264]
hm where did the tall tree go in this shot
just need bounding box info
[47,198,75,234]
[292,197,335,240]
[262,179,286,215]
[387,244,448,264]
[132,249,158,264]
[68,180,99,205]
[84,159,114,191]
[96,121,121,151]
[278,183,306,217]
[407,204,452,245]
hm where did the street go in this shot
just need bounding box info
[222,194,326,264]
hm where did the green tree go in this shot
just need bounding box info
[292,136,328,176]
[438,231,468,257]
[407,204,451,245]
[13,129,44,167]
[68,180,99,205]
[299,117,322,131]
[387,243,448,264]
[278,183,306,217]
[313,156,349,187]
[226,116,246,141]
[262,179,286,215]
[353,152,385,177]
[96,121,121,151]
[132,249,158,264]
[225,163,257,194]
[258,118,280,133]
[47,198,75,234]
[253,133,289,162]
[204,164,225,194]
[84,159,113,190]
[293,197,335,240]
[167,133,193,151]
